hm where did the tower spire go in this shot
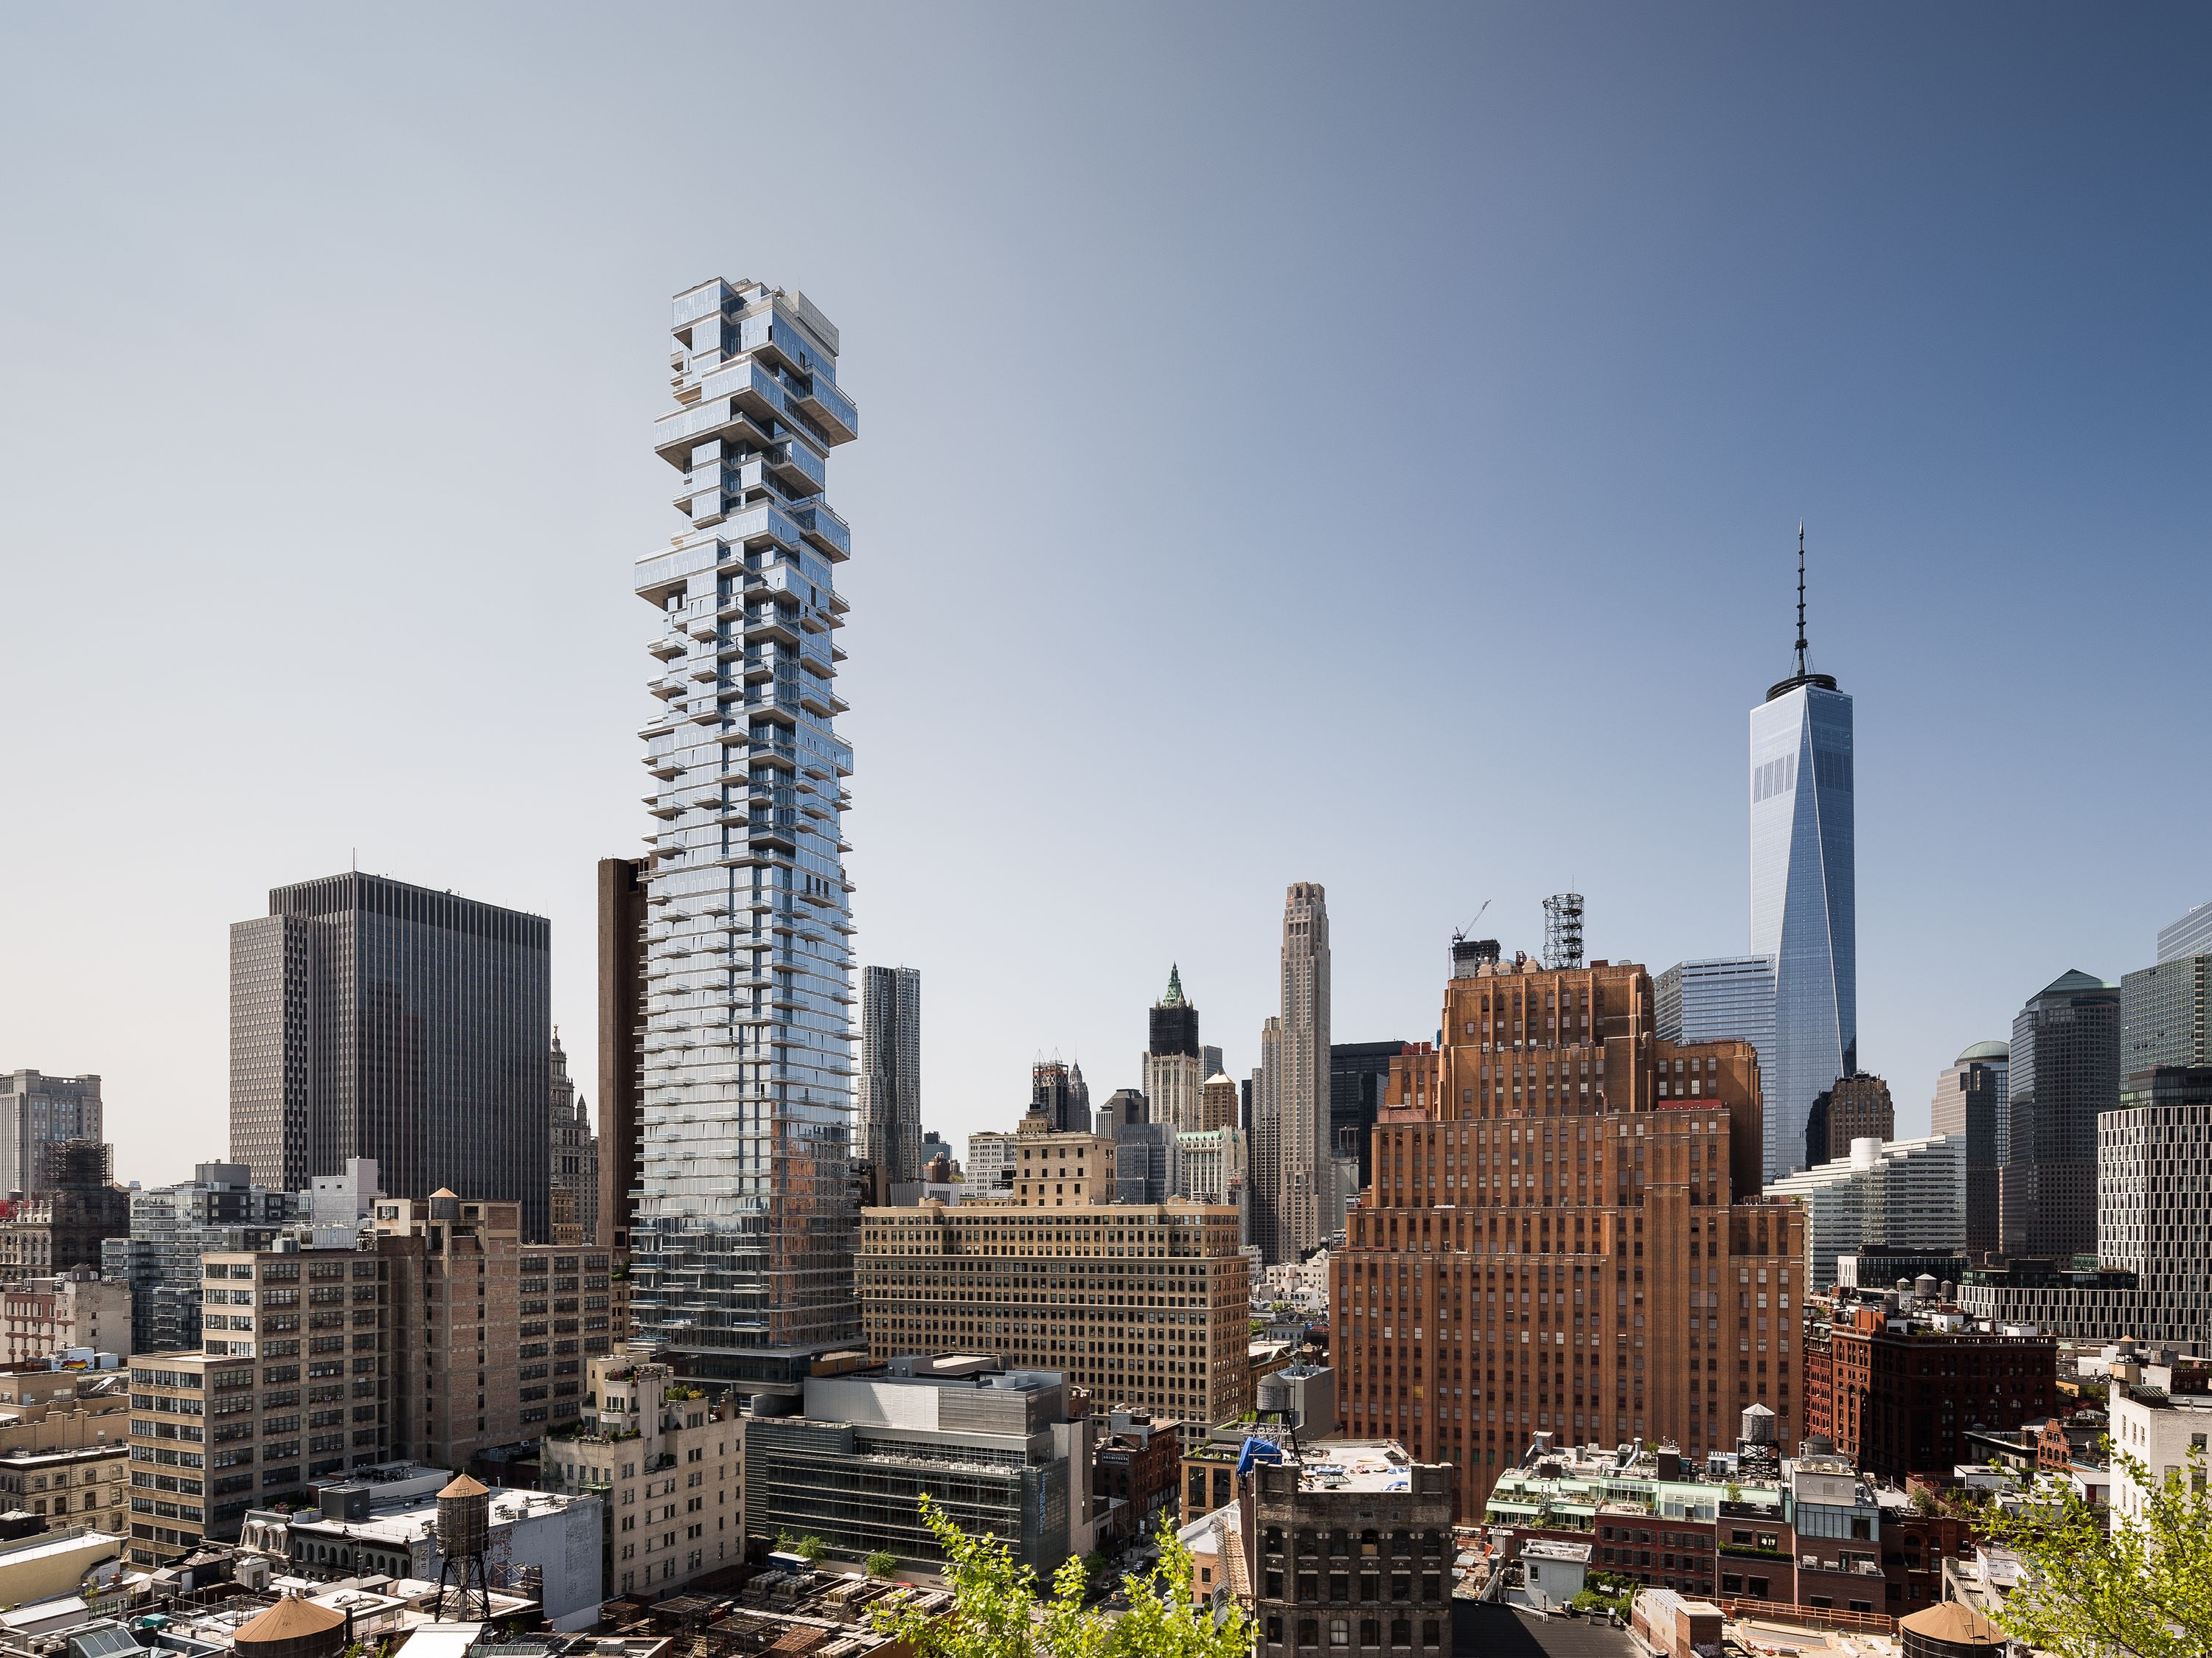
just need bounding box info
[1794,521,1808,678]
[1163,964,1185,1007]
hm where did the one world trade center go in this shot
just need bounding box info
[1749,529,1855,1179]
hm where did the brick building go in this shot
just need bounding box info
[1242,1439,1455,1658]
[0,1268,131,1362]
[1094,1410,1182,1544]
[1805,1074,1896,1168]
[1805,1302,2057,1481]
[1335,955,1806,1516]
[1484,1436,1980,1617]
[859,1199,1250,1428]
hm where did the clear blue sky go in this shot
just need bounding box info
[1,4,2206,1184]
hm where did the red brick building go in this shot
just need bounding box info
[1809,1305,2057,1482]
[1335,956,1804,1518]
[1094,1411,1182,1544]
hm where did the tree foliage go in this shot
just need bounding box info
[869,1494,1251,1658]
[1976,1445,2212,1658]
[866,1550,900,1579]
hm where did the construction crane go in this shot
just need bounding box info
[1450,899,1499,975]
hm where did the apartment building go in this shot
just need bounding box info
[0,1269,130,1363]
[1804,1301,2056,1481]
[1242,1438,1455,1658]
[537,1353,739,1600]
[0,1365,130,1538]
[1336,954,1806,1518]
[372,1194,521,1469]
[858,1199,1250,1427]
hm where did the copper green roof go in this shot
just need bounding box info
[1162,964,1186,1007]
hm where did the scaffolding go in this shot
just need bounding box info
[1541,894,1585,971]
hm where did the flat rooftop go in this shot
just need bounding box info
[1286,1440,1414,1493]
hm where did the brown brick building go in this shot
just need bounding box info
[1805,1303,2057,1481]
[1806,1073,1896,1167]
[1333,955,1806,1517]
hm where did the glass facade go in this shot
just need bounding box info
[2157,899,2212,965]
[630,279,860,1372]
[1655,955,1776,1166]
[228,873,552,1238]
[858,965,922,1186]
[1749,679,1855,1179]
[1329,1039,1403,1194]
[2001,969,2119,1261]
[2120,954,2211,1073]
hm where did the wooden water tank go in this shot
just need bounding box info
[437,1472,492,1558]
[232,1594,347,1658]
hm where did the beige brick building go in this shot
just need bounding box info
[0,1366,129,1537]
[1006,1115,1116,1207]
[128,1241,391,1564]
[538,1353,739,1600]
[858,1199,1251,1427]
[0,1269,131,1362]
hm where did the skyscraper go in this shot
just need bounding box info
[0,1072,102,1200]
[1930,1041,2009,1257]
[1329,1041,1404,1199]
[629,278,860,1379]
[1335,954,1801,1516]
[1748,532,1856,1179]
[595,856,648,1253]
[2157,900,2212,964]
[1803,1072,1895,1168]
[1030,1061,1088,1134]
[228,872,552,1239]
[2000,969,2120,1261]
[1275,882,1332,1260]
[549,1031,599,1246]
[858,966,922,1191]
[1655,957,1777,1115]
[1251,1028,1281,1259]
[2121,953,2212,1073]
[1144,966,1206,1133]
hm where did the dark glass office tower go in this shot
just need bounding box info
[1931,1040,2009,1258]
[2000,969,2119,1263]
[229,872,552,1239]
[1329,1040,1404,1193]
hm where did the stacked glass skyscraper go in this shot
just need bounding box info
[630,279,859,1380]
[1748,554,1856,1180]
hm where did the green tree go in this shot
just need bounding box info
[869,1494,1250,1658]
[1976,1445,2212,1658]
[865,1550,899,1579]
[796,1534,828,1563]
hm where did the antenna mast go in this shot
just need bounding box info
[1794,522,1808,677]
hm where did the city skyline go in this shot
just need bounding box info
[4,8,2211,1183]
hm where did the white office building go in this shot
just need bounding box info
[1764,1135,1963,1289]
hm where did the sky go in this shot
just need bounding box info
[1,4,2207,1187]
